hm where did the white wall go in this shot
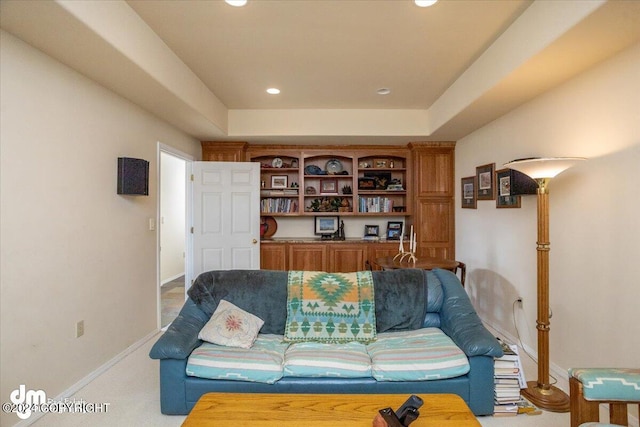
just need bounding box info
[456,42,640,390]
[0,31,200,426]
[160,153,186,283]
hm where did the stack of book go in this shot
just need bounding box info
[493,339,526,417]
[358,196,394,213]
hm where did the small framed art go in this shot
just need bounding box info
[314,216,339,236]
[374,159,389,168]
[476,163,495,200]
[271,175,288,189]
[320,178,338,194]
[386,221,403,240]
[364,225,379,237]
[496,168,521,208]
[461,176,477,209]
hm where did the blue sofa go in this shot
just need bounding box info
[149,268,503,416]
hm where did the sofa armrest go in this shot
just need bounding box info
[149,298,209,360]
[433,269,503,358]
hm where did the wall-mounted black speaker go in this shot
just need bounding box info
[508,169,538,195]
[117,157,149,195]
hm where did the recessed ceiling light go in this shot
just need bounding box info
[266,88,281,95]
[225,0,247,7]
[415,0,438,7]
[377,88,391,95]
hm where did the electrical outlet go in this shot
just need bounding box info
[76,320,84,338]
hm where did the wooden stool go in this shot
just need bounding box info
[569,368,640,427]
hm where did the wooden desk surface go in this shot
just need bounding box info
[182,393,480,427]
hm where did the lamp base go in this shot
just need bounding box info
[521,381,570,412]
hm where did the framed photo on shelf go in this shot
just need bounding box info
[364,225,379,237]
[476,163,495,200]
[271,175,288,189]
[495,168,521,208]
[374,159,389,168]
[314,216,339,236]
[461,176,477,209]
[320,178,338,194]
[386,221,403,240]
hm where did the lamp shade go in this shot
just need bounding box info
[504,157,585,179]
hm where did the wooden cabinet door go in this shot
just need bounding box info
[328,244,367,272]
[288,244,327,271]
[201,142,247,162]
[412,146,454,197]
[415,199,454,259]
[367,242,401,270]
[260,243,287,270]
[410,143,455,259]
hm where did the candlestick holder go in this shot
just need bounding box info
[393,240,417,265]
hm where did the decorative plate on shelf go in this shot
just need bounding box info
[325,159,343,174]
[271,157,283,168]
[261,216,277,239]
[304,165,322,175]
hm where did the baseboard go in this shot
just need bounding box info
[481,318,570,394]
[13,329,160,427]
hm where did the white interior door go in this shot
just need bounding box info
[191,161,260,283]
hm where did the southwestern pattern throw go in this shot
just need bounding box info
[285,271,376,343]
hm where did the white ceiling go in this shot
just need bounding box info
[2,0,639,144]
[127,0,530,110]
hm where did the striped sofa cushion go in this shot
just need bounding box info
[367,328,470,381]
[283,341,372,378]
[186,334,289,384]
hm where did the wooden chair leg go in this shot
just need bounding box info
[609,403,628,426]
[570,377,599,427]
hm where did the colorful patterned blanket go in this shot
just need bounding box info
[284,271,376,343]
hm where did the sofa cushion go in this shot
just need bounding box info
[187,270,288,335]
[198,300,264,349]
[367,328,470,381]
[283,341,372,378]
[372,269,429,332]
[186,334,289,384]
[285,271,376,343]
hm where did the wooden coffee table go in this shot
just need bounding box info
[182,393,480,426]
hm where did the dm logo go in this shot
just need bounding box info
[10,385,46,420]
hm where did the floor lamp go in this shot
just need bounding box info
[504,157,585,412]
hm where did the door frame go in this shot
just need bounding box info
[157,142,194,330]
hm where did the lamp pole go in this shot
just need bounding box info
[520,177,570,411]
[504,157,585,412]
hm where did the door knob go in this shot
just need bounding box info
[252,239,258,244]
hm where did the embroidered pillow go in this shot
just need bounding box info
[198,300,264,348]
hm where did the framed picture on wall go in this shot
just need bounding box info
[495,168,521,208]
[461,176,477,209]
[476,163,496,200]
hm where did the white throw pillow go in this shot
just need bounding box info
[198,300,264,349]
